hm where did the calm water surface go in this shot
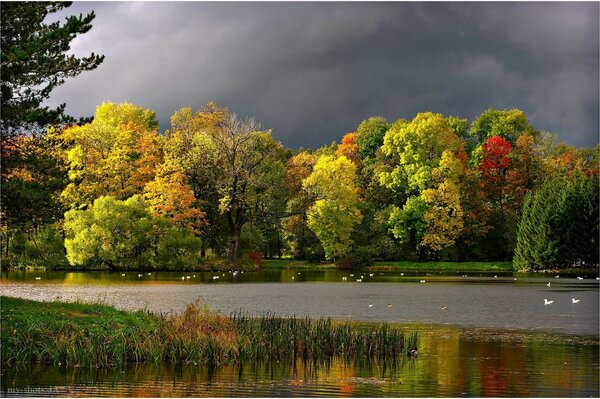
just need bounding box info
[2,270,599,397]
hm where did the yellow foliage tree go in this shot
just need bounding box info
[60,102,162,208]
[144,158,207,235]
[303,155,362,259]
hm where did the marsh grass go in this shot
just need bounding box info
[1,297,418,368]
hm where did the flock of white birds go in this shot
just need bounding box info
[31,272,595,308]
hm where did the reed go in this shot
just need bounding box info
[1,296,418,368]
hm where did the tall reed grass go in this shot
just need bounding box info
[1,297,418,368]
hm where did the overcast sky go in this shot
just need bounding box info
[47,2,599,149]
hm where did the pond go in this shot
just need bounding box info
[2,270,599,397]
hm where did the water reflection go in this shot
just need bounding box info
[3,327,598,397]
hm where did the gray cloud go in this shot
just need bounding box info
[46,2,599,148]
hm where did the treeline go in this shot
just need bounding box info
[1,103,598,270]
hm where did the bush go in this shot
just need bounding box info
[245,252,263,266]
[156,228,203,270]
[335,247,373,270]
[304,244,325,263]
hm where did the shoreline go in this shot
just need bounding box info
[1,296,419,369]
[3,259,597,274]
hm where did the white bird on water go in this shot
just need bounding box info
[387,304,393,308]
[368,304,374,308]
[420,280,426,283]
[577,277,583,280]
[35,277,41,280]
[572,298,580,304]
[121,273,126,277]
[547,282,551,287]
[544,299,554,306]
[555,275,560,279]
[181,276,185,280]
[441,306,448,310]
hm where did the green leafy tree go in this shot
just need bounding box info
[303,155,362,260]
[1,2,104,134]
[355,116,390,161]
[64,195,155,269]
[64,195,202,270]
[0,132,67,260]
[379,112,465,254]
[468,108,535,156]
[165,103,286,263]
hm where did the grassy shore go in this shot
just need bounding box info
[262,259,514,272]
[1,296,418,368]
[367,261,514,272]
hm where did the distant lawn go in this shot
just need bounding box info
[262,259,514,272]
[262,259,335,269]
[369,261,514,272]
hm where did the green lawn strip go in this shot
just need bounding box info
[261,259,335,269]
[262,259,514,272]
[368,261,514,272]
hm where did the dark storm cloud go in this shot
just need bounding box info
[46,2,599,148]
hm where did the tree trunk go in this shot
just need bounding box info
[226,202,245,263]
[4,231,9,258]
[228,229,240,263]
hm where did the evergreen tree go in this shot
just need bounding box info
[1,2,104,135]
[514,175,599,270]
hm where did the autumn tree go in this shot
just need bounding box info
[469,108,535,148]
[379,112,465,255]
[303,155,362,260]
[164,107,225,256]
[336,133,360,165]
[1,2,104,135]
[60,102,162,208]
[166,103,286,262]
[144,158,207,235]
[283,151,321,259]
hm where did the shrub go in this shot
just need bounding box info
[335,247,373,270]
[156,228,203,270]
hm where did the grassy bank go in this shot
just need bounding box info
[262,259,514,272]
[1,296,418,368]
[367,261,514,272]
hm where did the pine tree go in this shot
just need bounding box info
[1,2,104,135]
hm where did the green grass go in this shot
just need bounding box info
[1,296,418,368]
[262,259,335,269]
[262,259,513,272]
[368,261,514,272]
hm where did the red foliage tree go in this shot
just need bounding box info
[480,136,512,185]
